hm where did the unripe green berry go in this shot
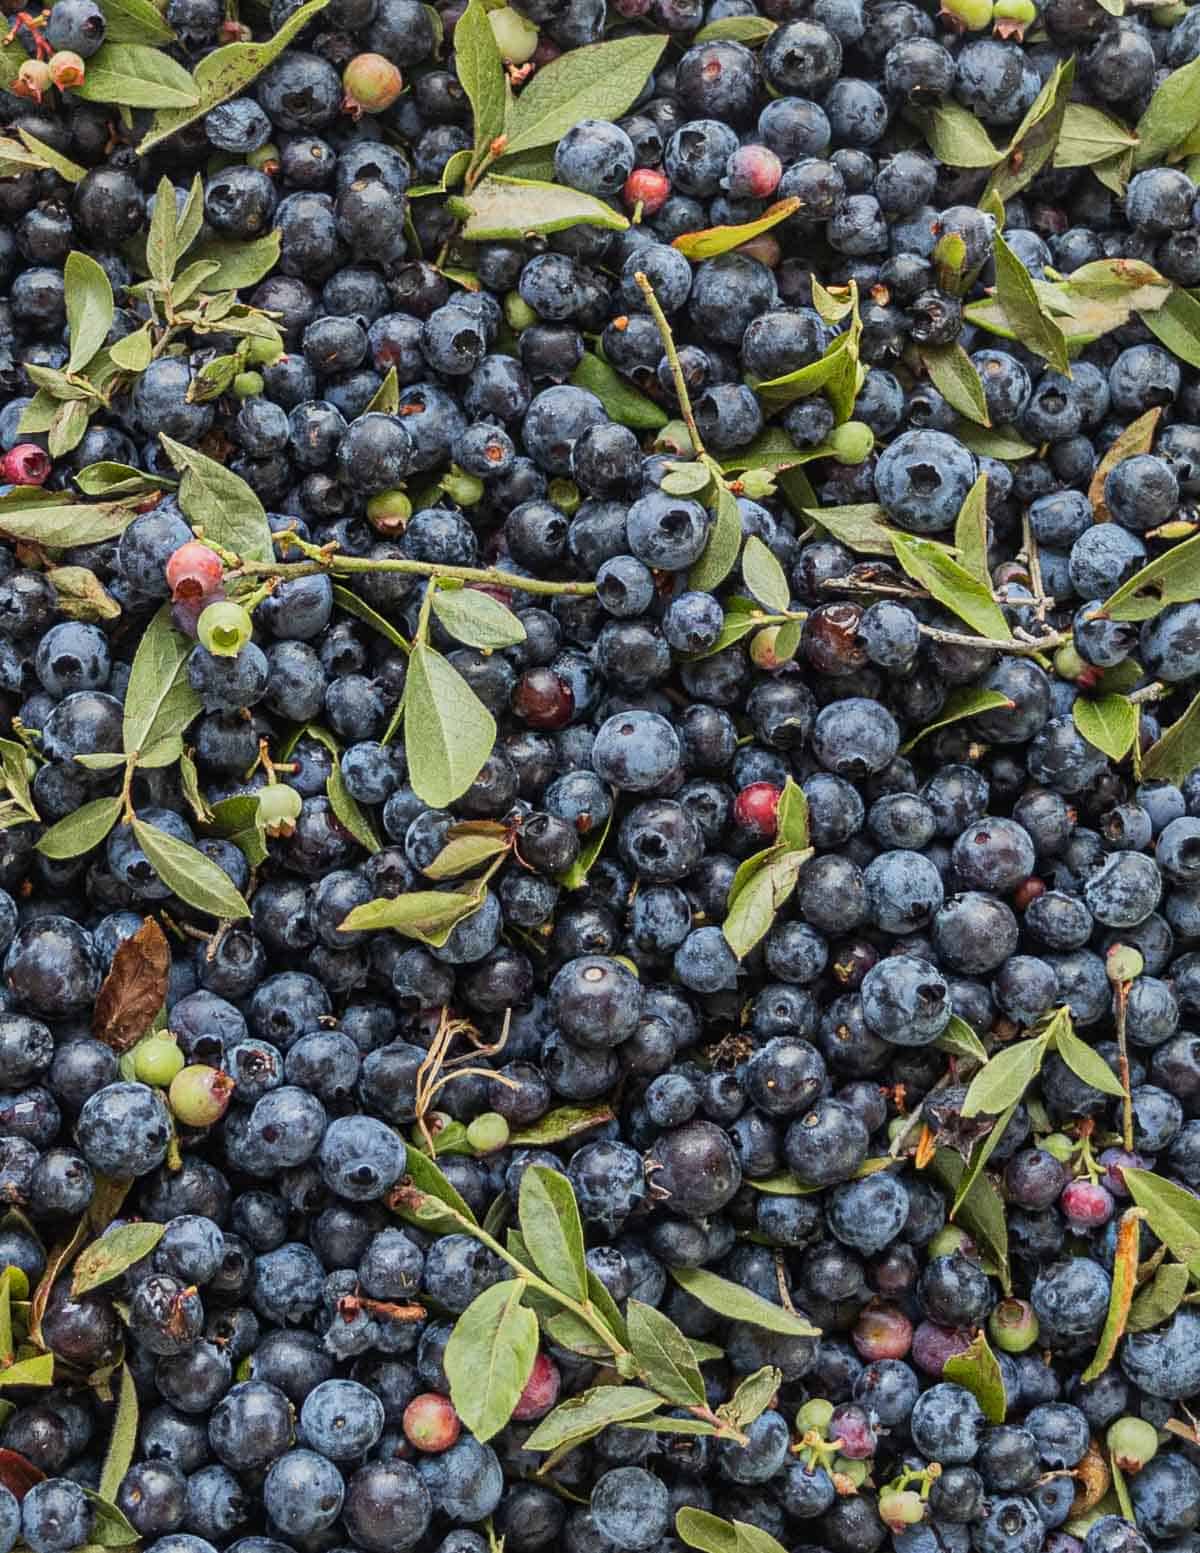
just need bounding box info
[466,1112,510,1153]
[247,142,280,171]
[197,600,254,658]
[257,782,303,836]
[941,0,992,28]
[366,488,413,533]
[1054,643,1087,681]
[928,1224,973,1259]
[832,1457,870,1487]
[828,420,874,464]
[488,6,539,62]
[797,1398,834,1435]
[1106,1416,1158,1473]
[442,469,484,507]
[169,1064,235,1127]
[134,1034,185,1087]
[750,625,786,670]
[1107,944,1145,983]
[992,0,1036,19]
[343,52,404,112]
[879,1488,925,1530]
[233,371,264,399]
[988,1297,1040,1353]
[504,291,538,332]
[246,334,284,367]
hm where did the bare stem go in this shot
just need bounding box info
[633,272,706,459]
[231,555,596,597]
[916,622,1069,657]
[1021,511,1049,624]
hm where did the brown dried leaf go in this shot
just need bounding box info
[1088,407,1161,522]
[92,917,170,1051]
[1072,1438,1111,1514]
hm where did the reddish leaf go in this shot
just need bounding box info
[0,1448,46,1499]
[92,917,170,1051]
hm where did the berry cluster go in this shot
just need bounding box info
[3,1,1200,1553]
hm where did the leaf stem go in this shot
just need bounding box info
[230,555,596,597]
[633,272,706,459]
[119,755,137,825]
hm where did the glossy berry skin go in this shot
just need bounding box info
[734,782,781,839]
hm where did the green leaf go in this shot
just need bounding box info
[74,464,164,500]
[401,1143,478,1228]
[75,42,199,107]
[206,794,266,869]
[15,128,87,183]
[509,1104,614,1147]
[750,332,854,416]
[0,1351,54,1389]
[745,1158,894,1195]
[677,1509,787,1553]
[1055,103,1139,168]
[985,57,1075,202]
[73,1222,165,1295]
[405,643,497,808]
[956,423,1037,461]
[891,532,1012,642]
[953,473,990,586]
[1127,1259,1189,1333]
[455,0,507,171]
[569,352,668,430]
[122,606,198,758]
[98,1365,138,1501]
[721,1366,781,1430]
[670,1266,819,1337]
[991,231,1070,376]
[776,777,809,851]
[931,1149,1011,1295]
[132,817,250,919]
[952,1102,1018,1219]
[1134,52,1200,168]
[938,1015,989,1064]
[1049,1024,1123,1099]
[181,231,282,291]
[159,433,274,563]
[109,323,154,374]
[1121,1169,1200,1277]
[624,1415,720,1437]
[660,462,714,497]
[432,587,527,649]
[741,535,790,613]
[423,823,510,880]
[519,1164,587,1302]
[444,1279,538,1442]
[147,173,178,288]
[689,479,741,591]
[524,1386,663,1452]
[943,1330,1006,1423]
[918,101,1000,167]
[49,399,91,460]
[1142,286,1200,370]
[1142,689,1200,782]
[627,1298,706,1406]
[804,501,897,555]
[80,1488,140,1547]
[36,795,123,860]
[502,34,668,156]
[961,1034,1048,1117]
[137,0,329,153]
[556,805,613,890]
[1089,406,1162,524]
[452,176,629,240]
[900,685,1015,753]
[65,252,114,376]
[1073,695,1138,763]
[1081,1206,1143,1383]
[1101,531,1200,622]
[693,14,775,40]
[922,344,990,427]
[723,845,810,959]
[489,147,556,182]
[338,883,486,946]
[329,583,409,657]
[671,197,801,261]
[99,0,176,45]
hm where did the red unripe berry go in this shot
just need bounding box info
[1013,875,1046,910]
[48,50,85,88]
[402,1393,461,1453]
[623,168,670,215]
[511,1352,561,1421]
[725,143,782,200]
[734,782,781,839]
[13,59,51,100]
[512,667,573,730]
[2,444,52,486]
[1060,1178,1115,1230]
[166,540,225,601]
[852,1303,913,1362]
[911,1320,971,1377]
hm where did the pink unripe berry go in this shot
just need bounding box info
[166,540,224,601]
[725,144,782,199]
[734,781,781,839]
[2,444,52,486]
[14,59,52,101]
[48,50,85,88]
[1098,1147,1146,1198]
[511,1352,561,1421]
[623,167,670,215]
[1060,1178,1115,1230]
[852,1303,913,1362]
[828,1402,876,1460]
[402,1393,461,1453]
[342,52,403,113]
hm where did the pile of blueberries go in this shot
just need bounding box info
[7,0,1200,1551]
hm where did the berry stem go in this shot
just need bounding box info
[632,271,708,461]
[231,554,596,597]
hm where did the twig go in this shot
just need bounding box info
[231,555,596,596]
[632,271,706,459]
[1021,511,1049,625]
